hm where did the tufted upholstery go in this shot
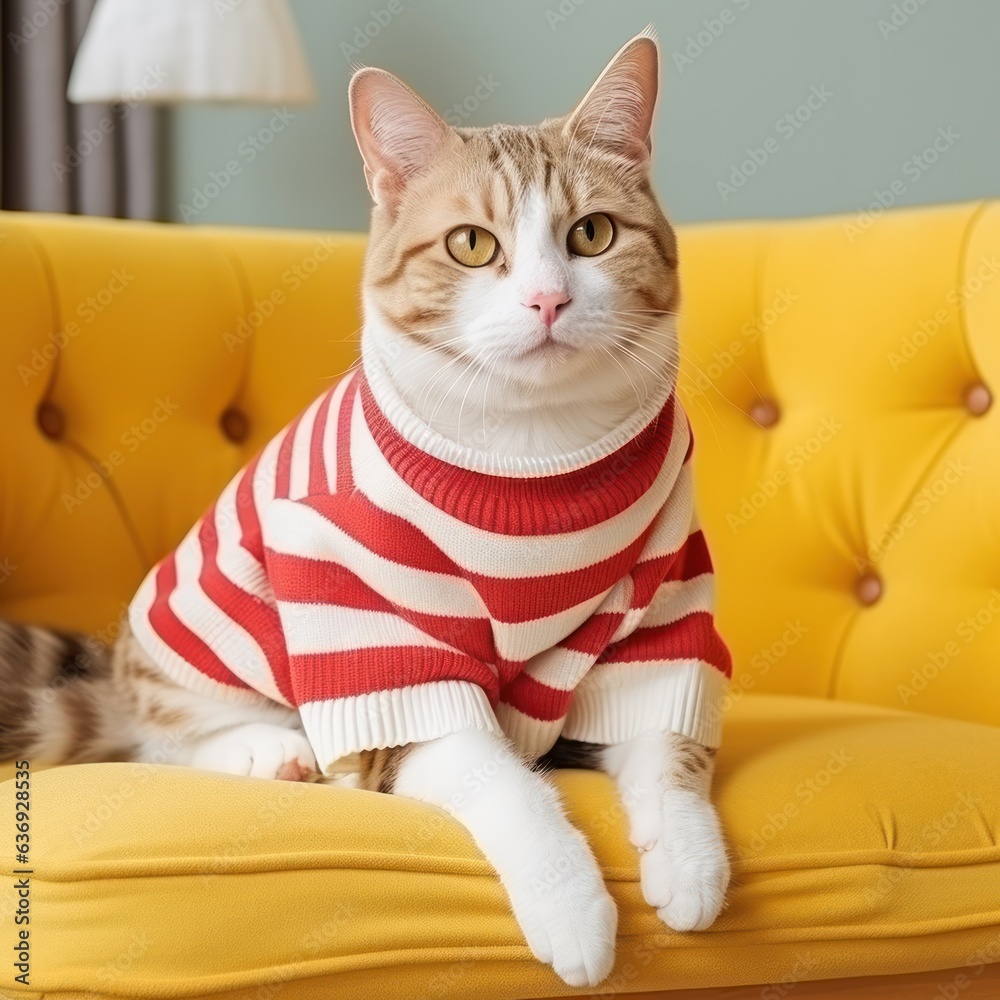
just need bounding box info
[0,213,364,638]
[678,200,1000,728]
[2,207,1000,999]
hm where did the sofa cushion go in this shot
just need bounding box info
[2,693,999,999]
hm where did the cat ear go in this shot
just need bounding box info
[349,67,458,210]
[563,26,659,169]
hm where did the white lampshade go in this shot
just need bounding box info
[68,0,316,105]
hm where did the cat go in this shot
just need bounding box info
[0,27,732,988]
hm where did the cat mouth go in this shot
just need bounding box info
[515,337,574,361]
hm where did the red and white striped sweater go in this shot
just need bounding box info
[129,357,731,772]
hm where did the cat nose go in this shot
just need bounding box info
[523,290,571,328]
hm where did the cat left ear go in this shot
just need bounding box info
[563,25,659,169]
[349,67,459,211]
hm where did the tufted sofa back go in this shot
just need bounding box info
[0,213,365,642]
[678,200,1000,730]
[1,205,997,729]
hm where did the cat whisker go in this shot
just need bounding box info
[598,344,644,413]
[608,325,680,366]
[677,327,767,403]
[613,342,669,383]
[428,351,486,430]
[412,339,488,408]
[609,309,681,317]
[418,351,477,412]
[608,331,681,373]
[606,328,724,444]
[456,346,497,446]
[478,346,507,451]
[612,312,768,405]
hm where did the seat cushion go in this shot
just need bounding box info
[2,693,999,999]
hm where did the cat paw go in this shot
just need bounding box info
[509,831,618,987]
[638,791,729,932]
[190,724,318,782]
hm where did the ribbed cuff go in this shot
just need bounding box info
[299,681,500,775]
[562,661,729,748]
[494,704,566,761]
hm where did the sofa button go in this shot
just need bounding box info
[749,399,780,428]
[855,571,882,606]
[37,402,65,440]
[219,406,250,444]
[220,407,250,443]
[964,382,992,416]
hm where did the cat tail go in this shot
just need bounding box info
[0,622,131,765]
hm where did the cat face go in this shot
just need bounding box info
[350,28,677,419]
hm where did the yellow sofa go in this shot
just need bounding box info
[1,204,998,1000]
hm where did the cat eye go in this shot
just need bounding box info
[567,213,615,257]
[446,225,499,267]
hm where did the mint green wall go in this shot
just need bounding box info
[168,0,998,230]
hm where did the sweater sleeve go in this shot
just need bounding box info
[261,493,500,773]
[562,524,732,749]
[126,459,296,708]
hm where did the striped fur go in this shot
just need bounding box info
[357,744,416,793]
[0,623,128,764]
[367,120,679,340]
[0,619,305,769]
[539,733,717,794]
[362,117,681,429]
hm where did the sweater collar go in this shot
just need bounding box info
[358,344,681,536]
[361,337,676,480]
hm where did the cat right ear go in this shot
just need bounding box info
[563,26,660,170]
[348,68,458,211]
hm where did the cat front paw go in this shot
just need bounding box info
[638,790,729,932]
[509,829,618,987]
[190,723,318,782]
